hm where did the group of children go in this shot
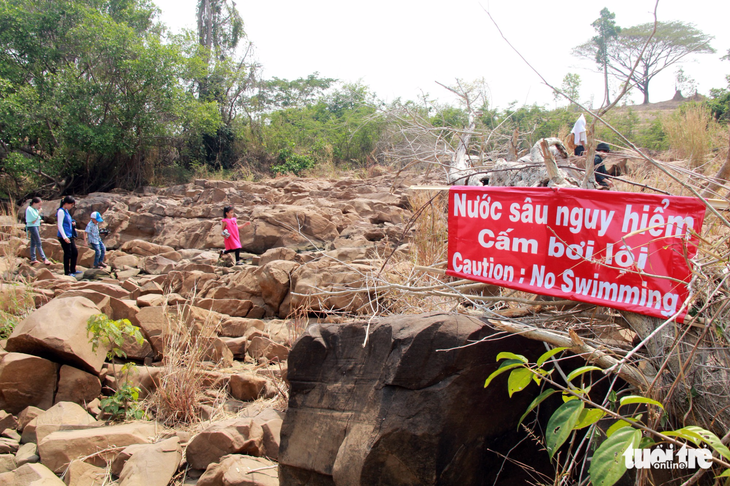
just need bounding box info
[26,201,249,273]
[25,196,107,276]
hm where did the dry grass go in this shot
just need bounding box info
[143,297,228,428]
[0,203,25,279]
[662,103,715,169]
[0,280,36,339]
[406,190,448,267]
[0,204,36,337]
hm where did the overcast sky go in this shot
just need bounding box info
[152,0,730,109]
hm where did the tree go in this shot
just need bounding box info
[575,21,715,105]
[708,49,730,121]
[0,0,211,196]
[553,73,582,109]
[590,8,620,106]
[188,0,259,171]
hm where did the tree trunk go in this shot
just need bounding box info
[641,79,650,105]
[621,311,730,436]
[603,63,611,106]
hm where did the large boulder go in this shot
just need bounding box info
[289,260,372,313]
[112,437,182,486]
[6,297,109,375]
[244,205,339,253]
[278,313,559,485]
[54,366,102,406]
[197,454,278,486]
[31,402,97,445]
[120,240,175,257]
[37,421,158,473]
[0,353,58,414]
[0,462,65,485]
[185,417,265,471]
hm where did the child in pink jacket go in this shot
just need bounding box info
[220,206,251,265]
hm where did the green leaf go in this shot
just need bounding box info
[566,366,603,383]
[508,368,533,397]
[496,352,528,363]
[484,363,523,389]
[590,427,642,486]
[619,395,665,410]
[666,426,730,462]
[518,389,557,430]
[606,419,631,438]
[717,469,730,477]
[536,346,569,367]
[546,399,584,459]
[562,386,591,402]
[663,426,705,446]
[574,409,605,430]
[638,437,656,449]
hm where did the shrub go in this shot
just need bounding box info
[272,146,317,175]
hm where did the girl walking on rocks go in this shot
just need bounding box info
[220,206,250,265]
[25,197,52,265]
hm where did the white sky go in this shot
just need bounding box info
[153,0,730,109]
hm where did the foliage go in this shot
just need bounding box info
[708,50,730,122]
[255,73,337,111]
[484,347,730,486]
[99,363,145,420]
[709,88,730,122]
[554,73,581,108]
[272,145,316,176]
[0,0,217,196]
[574,21,715,104]
[87,314,145,420]
[87,314,144,360]
[260,82,384,168]
[590,8,620,105]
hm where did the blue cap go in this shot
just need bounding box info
[91,211,104,222]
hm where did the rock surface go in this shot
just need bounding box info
[279,313,559,485]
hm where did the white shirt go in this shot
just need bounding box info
[571,114,587,145]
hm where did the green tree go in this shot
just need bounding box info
[261,82,383,169]
[575,21,715,104]
[553,73,582,109]
[190,0,259,171]
[0,0,214,197]
[589,8,620,106]
[708,49,730,121]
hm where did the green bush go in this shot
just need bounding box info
[272,146,316,175]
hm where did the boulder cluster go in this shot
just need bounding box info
[0,173,423,485]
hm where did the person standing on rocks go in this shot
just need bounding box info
[571,114,587,156]
[220,206,250,265]
[25,197,52,265]
[57,196,80,276]
[84,211,107,269]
